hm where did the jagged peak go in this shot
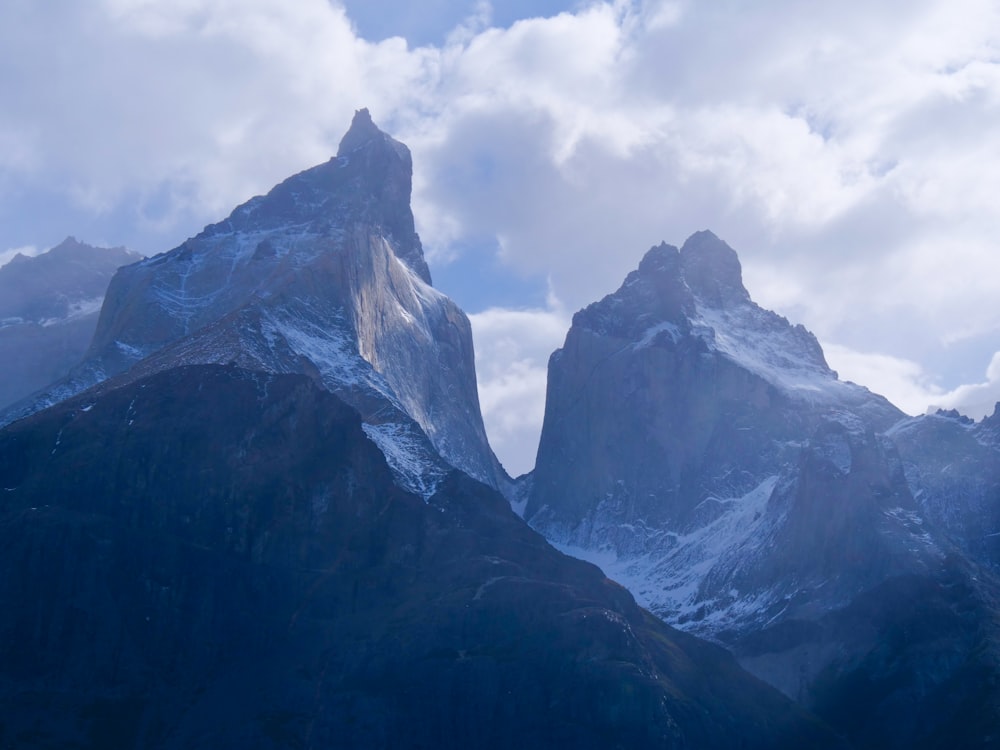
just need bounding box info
[53,236,80,249]
[636,241,681,275]
[679,230,750,307]
[337,108,382,155]
[193,109,431,284]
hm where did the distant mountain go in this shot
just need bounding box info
[1,110,505,494]
[527,232,1000,748]
[0,238,140,410]
[888,407,1000,569]
[0,363,842,749]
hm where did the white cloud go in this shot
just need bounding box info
[823,343,944,416]
[933,352,1000,419]
[469,304,570,476]
[3,0,1000,465]
[825,343,1000,421]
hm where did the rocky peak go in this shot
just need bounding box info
[194,108,430,284]
[679,230,750,308]
[337,107,387,155]
[4,111,503,493]
[527,232,999,747]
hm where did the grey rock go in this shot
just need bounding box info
[2,111,505,494]
[527,232,1000,748]
[0,238,140,410]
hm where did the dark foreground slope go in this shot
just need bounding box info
[0,365,839,750]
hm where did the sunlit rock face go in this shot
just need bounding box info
[3,111,504,494]
[527,232,1000,749]
[0,364,843,750]
[0,238,139,410]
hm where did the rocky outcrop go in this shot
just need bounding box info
[527,231,1000,748]
[0,364,842,749]
[0,238,140,409]
[2,111,504,494]
[887,408,1000,570]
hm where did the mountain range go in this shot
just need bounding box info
[0,238,140,411]
[1,110,997,748]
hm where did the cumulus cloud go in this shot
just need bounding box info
[468,304,570,476]
[825,343,1000,421]
[823,343,944,415]
[0,0,436,245]
[2,0,1000,467]
[933,352,1000,419]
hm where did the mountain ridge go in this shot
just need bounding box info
[0,237,140,411]
[526,232,1000,747]
[1,110,505,494]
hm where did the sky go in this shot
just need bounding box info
[2,0,1000,475]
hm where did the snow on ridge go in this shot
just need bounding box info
[553,475,785,634]
[633,321,682,350]
[693,303,842,401]
[362,421,447,500]
[258,306,398,402]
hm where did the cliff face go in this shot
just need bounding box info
[3,111,503,493]
[527,232,1000,748]
[0,364,841,750]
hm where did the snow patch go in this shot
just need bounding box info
[40,296,104,326]
[362,422,447,500]
[552,475,784,634]
[694,304,840,402]
[633,321,682,350]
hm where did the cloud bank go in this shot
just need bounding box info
[2,0,999,472]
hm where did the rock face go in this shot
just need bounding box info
[0,364,841,750]
[2,110,503,494]
[0,238,140,410]
[888,408,1000,570]
[527,232,1000,748]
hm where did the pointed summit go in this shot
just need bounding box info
[4,111,503,493]
[337,107,385,156]
[679,230,750,307]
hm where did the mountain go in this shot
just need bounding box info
[1,110,504,495]
[0,115,848,748]
[0,363,843,749]
[526,232,1000,748]
[888,407,1000,570]
[0,238,140,410]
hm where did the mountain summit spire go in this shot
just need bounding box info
[2,110,501,491]
[337,107,383,155]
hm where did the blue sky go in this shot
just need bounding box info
[2,0,1000,474]
[342,0,579,46]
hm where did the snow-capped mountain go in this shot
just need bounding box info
[0,238,140,410]
[526,231,1000,747]
[2,110,504,495]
